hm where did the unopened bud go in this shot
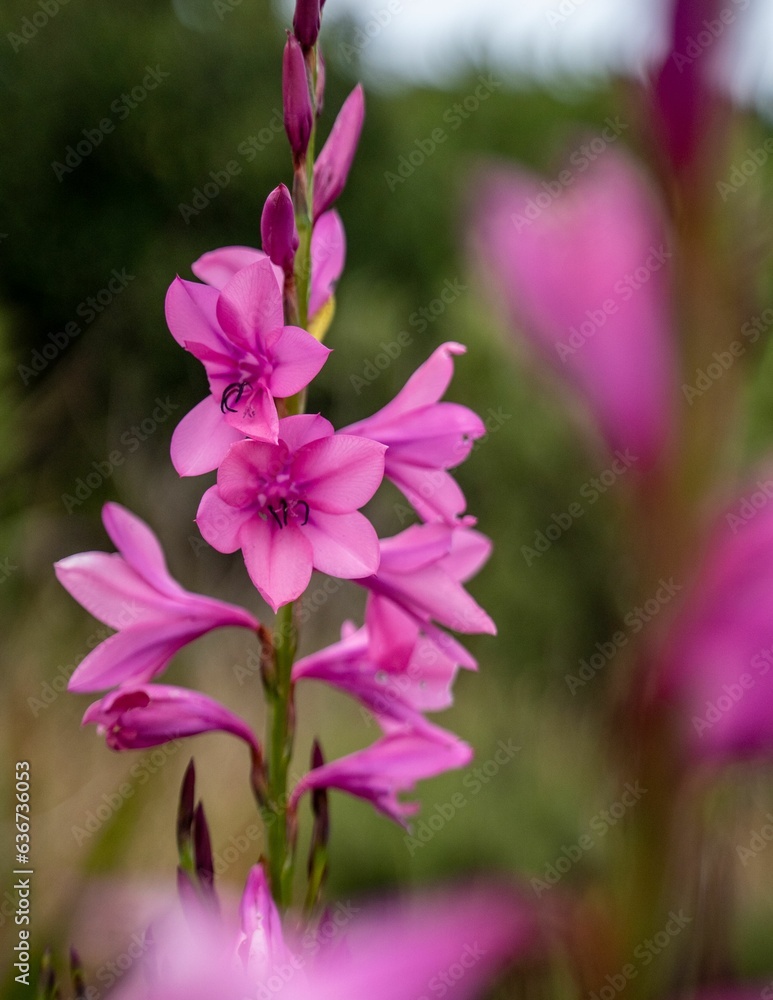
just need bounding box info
[293,0,321,49]
[261,184,299,275]
[283,33,313,164]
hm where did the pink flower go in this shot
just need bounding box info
[313,84,365,221]
[55,503,259,692]
[261,184,299,276]
[196,414,386,612]
[165,258,330,476]
[283,33,314,164]
[111,882,538,1000]
[658,485,773,762]
[343,342,485,524]
[83,684,261,753]
[471,152,676,470]
[358,522,495,669]
[292,620,464,723]
[190,210,346,326]
[289,720,472,825]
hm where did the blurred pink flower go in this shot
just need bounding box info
[659,481,773,761]
[358,522,495,670]
[196,414,386,612]
[290,720,472,825]
[112,880,538,1000]
[471,152,676,469]
[83,684,261,753]
[313,84,365,221]
[343,342,485,524]
[55,503,259,692]
[165,258,330,475]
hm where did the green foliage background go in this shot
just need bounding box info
[2,0,773,993]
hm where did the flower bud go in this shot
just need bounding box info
[282,33,313,164]
[313,83,365,220]
[293,0,321,49]
[261,184,299,275]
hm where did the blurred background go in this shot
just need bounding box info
[3,0,773,992]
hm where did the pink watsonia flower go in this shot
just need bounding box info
[470,151,676,471]
[196,414,386,612]
[358,522,495,670]
[82,684,261,754]
[54,503,259,693]
[289,720,472,826]
[658,484,773,762]
[292,620,464,724]
[191,209,346,326]
[111,881,538,1000]
[165,258,330,476]
[313,84,365,222]
[343,342,485,524]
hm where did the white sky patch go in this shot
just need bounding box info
[276,0,773,109]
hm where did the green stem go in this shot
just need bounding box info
[266,601,297,908]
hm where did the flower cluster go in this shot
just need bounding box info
[56,0,494,923]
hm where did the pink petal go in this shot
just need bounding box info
[313,84,365,220]
[55,552,170,629]
[442,527,493,582]
[217,439,287,508]
[365,593,420,671]
[266,325,331,398]
[378,524,452,573]
[170,396,244,477]
[295,434,386,513]
[67,619,208,692]
[373,404,484,468]
[386,464,468,524]
[223,381,279,442]
[196,486,251,553]
[165,277,228,354]
[278,413,334,452]
[304,510,381,579]
[216,259,285,352]
[191,246,269,290]
[309,210,346,318]
[240,519,313,612]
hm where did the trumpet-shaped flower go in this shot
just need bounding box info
[83,684,261,753]
[358,522,495,669]
[292,620,464,723]
[343,342,485,523]
[289,720,472,825]
[55,503,259,692]
[165,258,330,476]
[471,152,675,469]
[196,414,386,612]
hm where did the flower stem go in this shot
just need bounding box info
[266,600,297,908]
